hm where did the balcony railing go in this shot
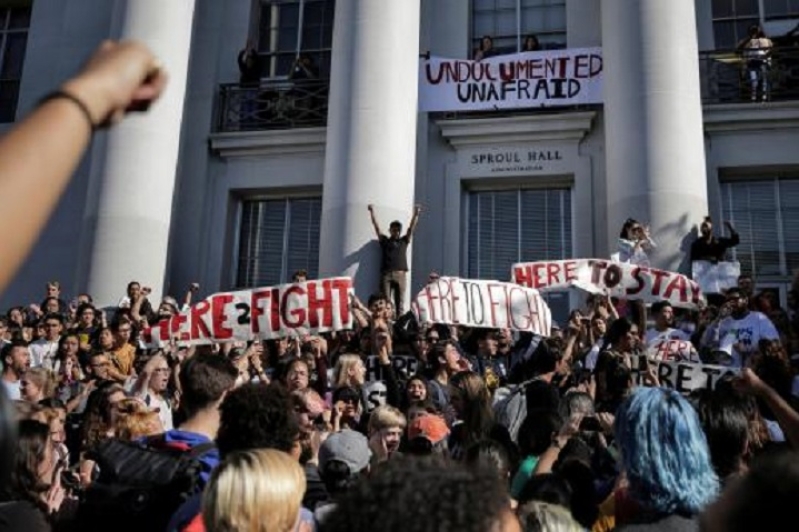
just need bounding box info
[699,46,799,104]
[214,78,329,132]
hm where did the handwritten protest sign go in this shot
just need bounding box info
[140,278,353,348]
[511,259,705,309]
[692,260,740,294]
[412,277,551,336]
[419,48,603,112]
[629,356,738,393]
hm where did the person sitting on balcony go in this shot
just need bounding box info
[289,53,319,82]
[523,34,540,53]
[474,35,498,61]
[690,216,740,264]
[738,25,773,102]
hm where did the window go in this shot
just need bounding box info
[712,0,799,48]
[236,196,321,287]
[256,0,335,78]
[720,178,799,278]
[471,0,566,56]
[0,2,31,122]
[763,0,799,20]
[467,187,572,322]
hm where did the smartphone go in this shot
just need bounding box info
[579,416,602,432]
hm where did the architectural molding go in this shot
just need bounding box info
[435,111,597,148]
[209,127,327,158]
[704,101,799,133]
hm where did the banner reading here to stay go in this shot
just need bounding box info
[419,47,603,112]
[141,278,353,348]
[629,355,738,393]
[511,259,705,309]
[412,277,551,336]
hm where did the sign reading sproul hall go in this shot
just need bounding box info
[464,147,571,177]
[419,48,603,112]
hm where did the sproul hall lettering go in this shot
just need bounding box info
[470,150,563,165]
[419,48,603,112]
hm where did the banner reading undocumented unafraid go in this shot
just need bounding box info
[411,277,551,336]
[419,48,603,112]
[511,259,705,309]
[141,278,353,348]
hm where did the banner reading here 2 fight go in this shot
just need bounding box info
[141,278,353,348]
[412,277,551,336]
[419,48,603,112]
[512,259,705,310]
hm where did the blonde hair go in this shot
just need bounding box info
[516,501,583,532]
[368,405,407,434]
[113,398,163,441]
[23,367,57,399]
[203,449,306,532]
[333,354,364,388]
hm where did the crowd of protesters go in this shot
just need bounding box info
[2,216,799,531]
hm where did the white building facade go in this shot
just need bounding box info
[4,0,799,324]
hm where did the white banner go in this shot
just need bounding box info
[692,260,740,294]
[630,356,738,393]
[419,48,603,112]
[140,278,353,348]
[411,277,551,336]
[512,259,705,310]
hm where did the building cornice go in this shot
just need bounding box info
[209,127,326,158]
[703,101,799,133]
[434,111,597,148]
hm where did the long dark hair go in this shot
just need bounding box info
[0,419,50,508]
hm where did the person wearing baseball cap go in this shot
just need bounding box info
[406,414,450,457]
[315,429,372,523]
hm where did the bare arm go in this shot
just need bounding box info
[367,204,382,238]
[0,41,166,295]
[405,204,422,240]
[736,368,799,448]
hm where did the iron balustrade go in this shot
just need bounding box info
[214,78,329,132]
[699,46,799,104]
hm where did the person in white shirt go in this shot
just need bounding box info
[28,313,62,370]
[645,301,698,362]
[133,353,174,430]
[616,218,657,266]
[584,314,608,370]
[716,287,779,367]
[1,340,30,400]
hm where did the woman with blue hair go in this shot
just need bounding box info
[613,387,719,531]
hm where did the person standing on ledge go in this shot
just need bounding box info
[690,216,740,263]
[368,204,422,316]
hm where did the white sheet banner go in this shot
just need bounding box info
[419,48,603,112]
[692,261,741,294]
[411,277,551,336]
[629,356,738,393]
[512,259,705,309]
[140,278,353,348]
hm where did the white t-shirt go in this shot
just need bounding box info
[1,379,21,400]
[644,327,698,362]
[584,341,603,370]
[29,339,59,370]
[717,311,780,367]
[143,391,174,431]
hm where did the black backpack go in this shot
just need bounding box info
[77,434,216,532]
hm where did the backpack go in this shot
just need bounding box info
[492,378,539,443]
[77,434,216,532]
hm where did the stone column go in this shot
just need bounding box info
[85,0,196,305]
[602,0,708,271]
[318,0,421,303]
